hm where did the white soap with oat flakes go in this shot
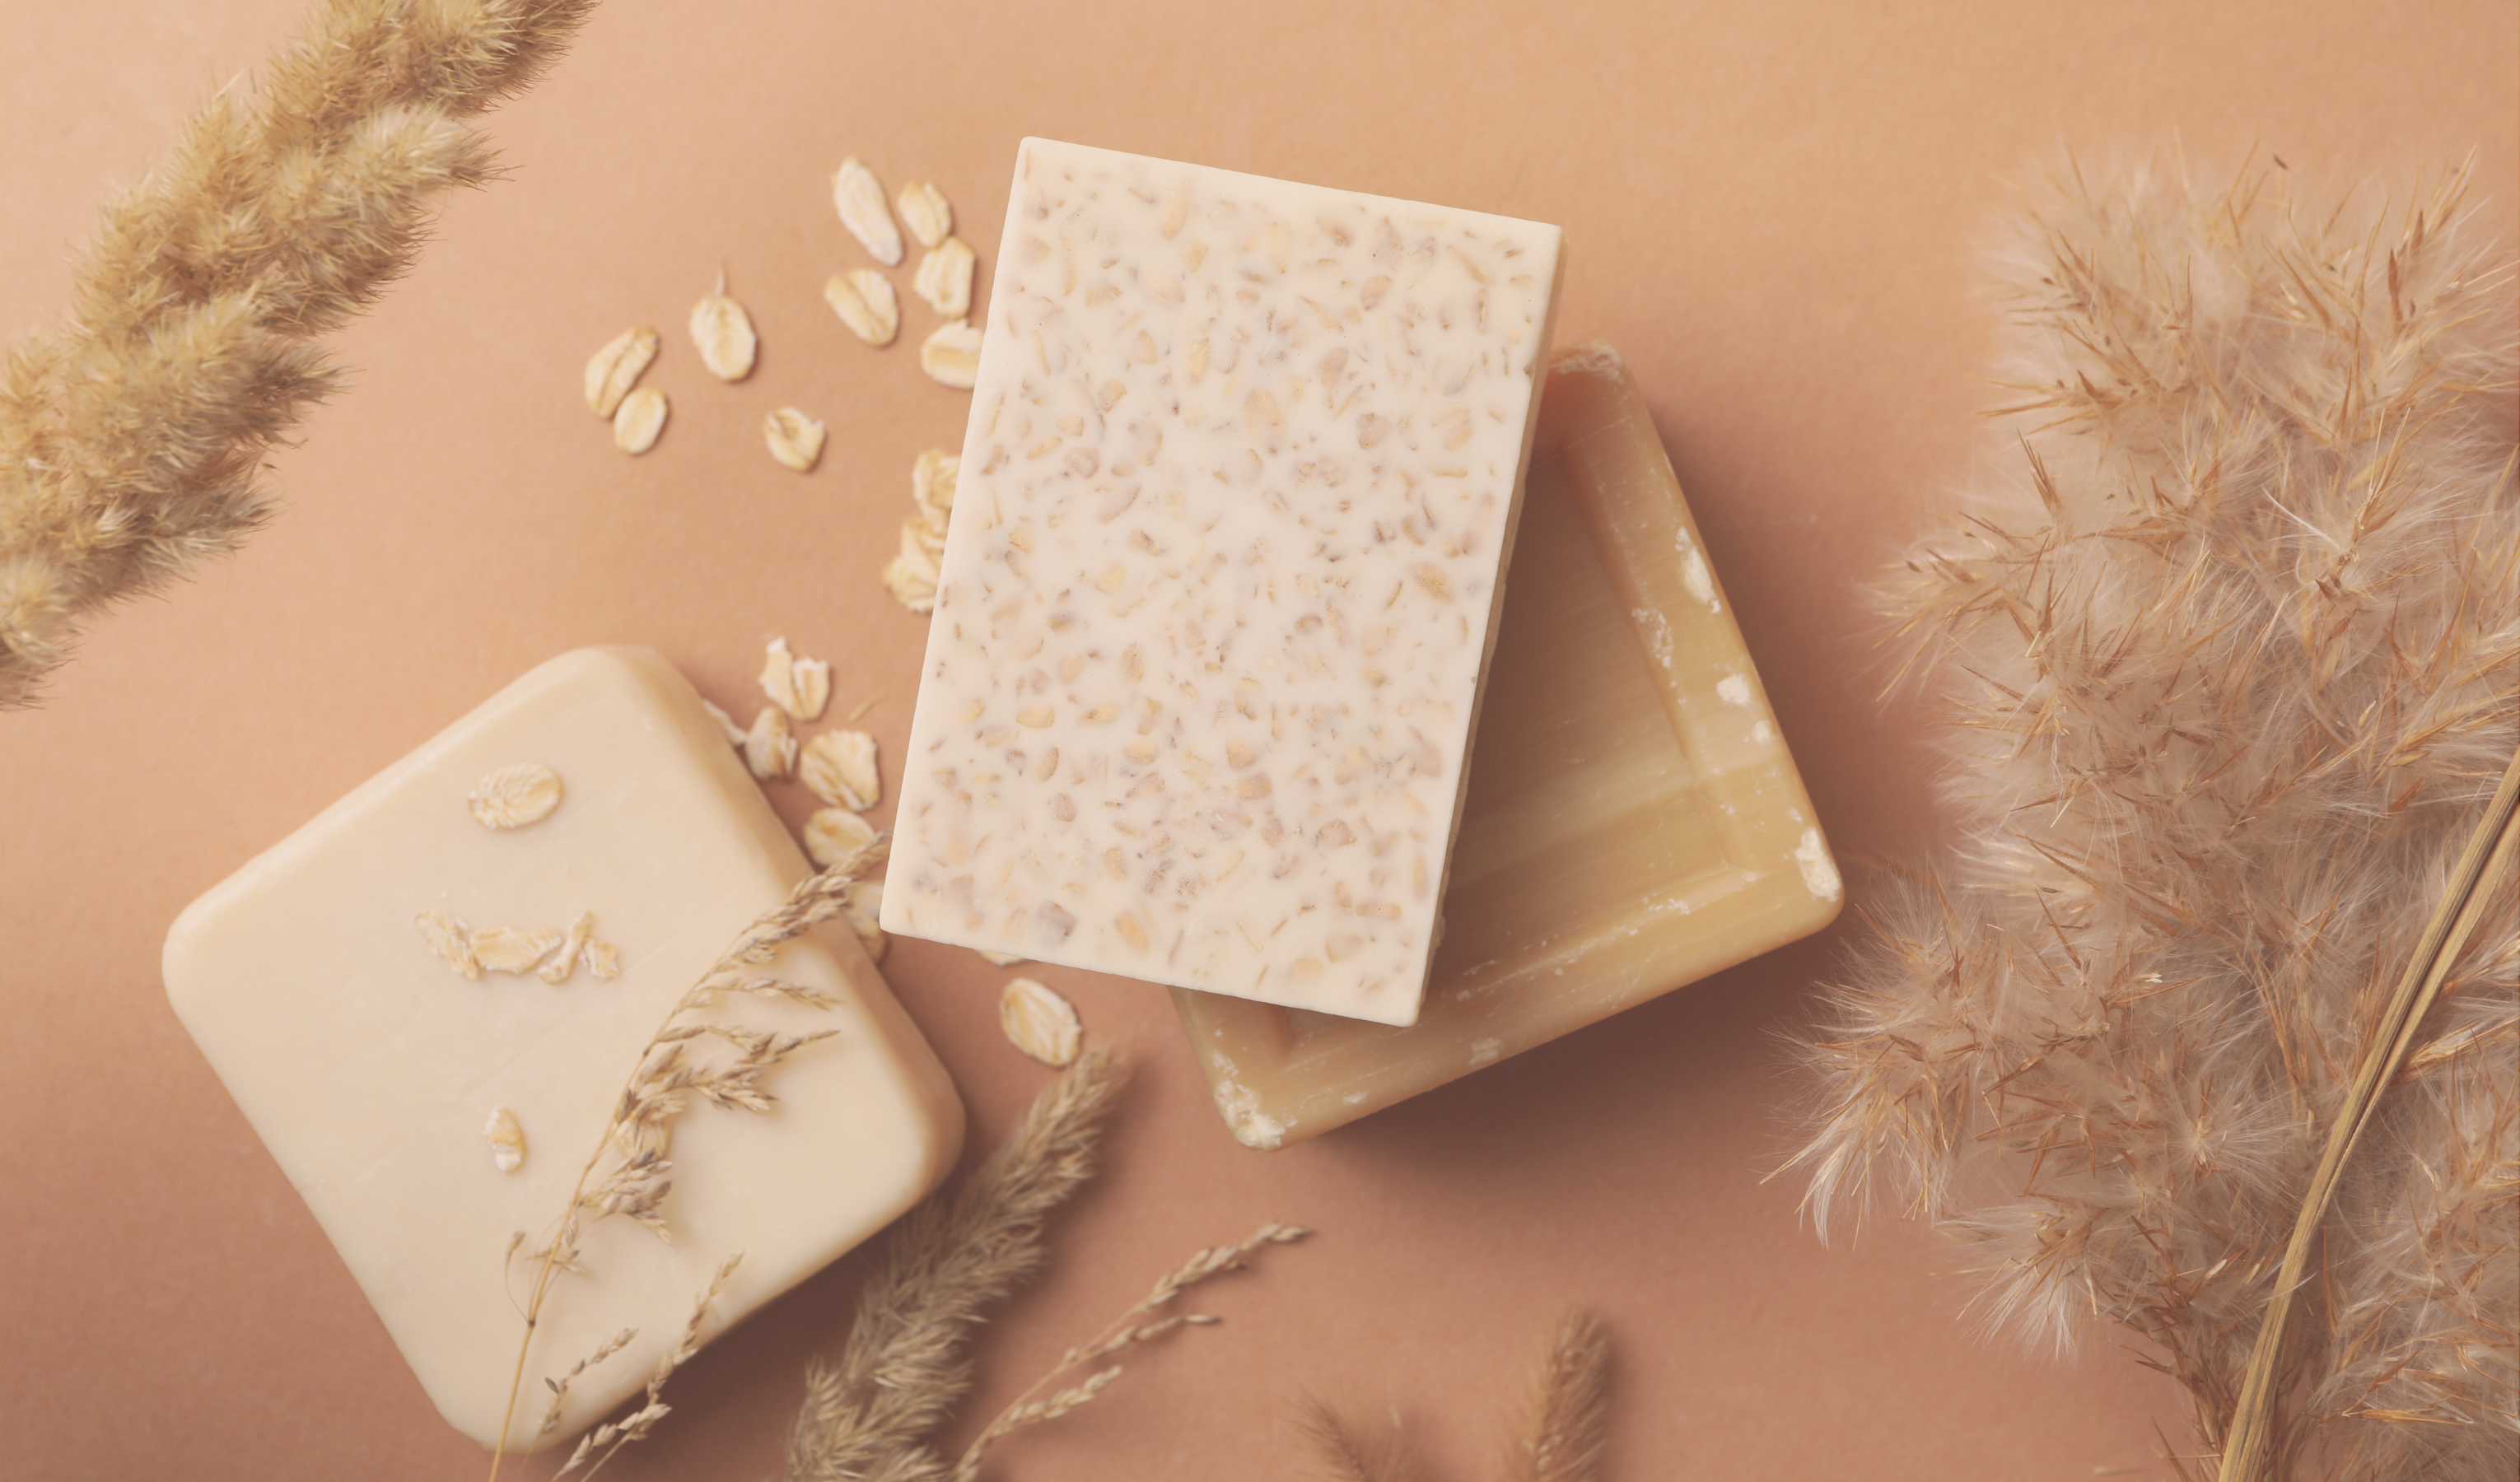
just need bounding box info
[883,138,1564,1027]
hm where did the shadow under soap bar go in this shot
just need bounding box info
[1174,346,1841,1147]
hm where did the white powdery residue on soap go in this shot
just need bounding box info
[1715,673,1752,706]
[1793,826,1841,902]
[1677,529,1720,613]
[1752,720,1776,745]
[1211,1077,1288,1150]
[1468,1037,1502,1068]
[1635,608,1674,670]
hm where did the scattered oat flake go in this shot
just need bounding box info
[803,806,877,868]
[612,386,668,454]
[467,762,563,830]
[844,879,887,962]
[745,705,798,781]
[912,237,976,319]
[824,269,901,347]
[472,925,564,975]
[760,637,833,721]
[585,939,623,979]
[539,911,596,984]
[417,910,480,978]
[690,276,758,381]
[896,179,953,249]
[882,553,937,614]
[1000,976,1082,1066]
[584,326,658,417]
[907,510,947,560]
[978,950,1027,967]
[919,319,982,389]
[833,157,903,265]
[484,1107,526,1172]
[764,408,827,473]
[702,698,750,748]
[800,729,880,810]
[912,449,959,521]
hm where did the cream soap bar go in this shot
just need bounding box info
[163,647,963,1449]
[884,137,1565,1027]
[1177,347,1842,1147]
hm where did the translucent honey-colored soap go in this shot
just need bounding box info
[163,647,964,1447]
[1175,346,1841,1148]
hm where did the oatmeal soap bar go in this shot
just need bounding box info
[884,137,1565,1027]
[1178,347,1841,1148]
[162,648,964,1449]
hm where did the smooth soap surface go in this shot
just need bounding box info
[884,137,1565,1026]
[1175,347,1842,1147]
[162,647,964,1448]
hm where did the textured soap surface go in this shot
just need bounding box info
[1176,347,1842,1147]
[883,137,1564,1026]
[163,647,964,1448]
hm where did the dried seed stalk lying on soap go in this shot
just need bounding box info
[486,837,892,1478]
[779,1051,1310,1482]
[0,0,595,707]
[1786,155,2518,1481]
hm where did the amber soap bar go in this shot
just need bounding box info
[1177,347,1841,1147]
[163,648,964,1448]
[883,137,1564,1028]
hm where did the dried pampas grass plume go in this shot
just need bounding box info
[1786,152,2517,1481]
[0,0,595,706]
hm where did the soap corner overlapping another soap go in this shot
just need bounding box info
[881,138,1566,1028]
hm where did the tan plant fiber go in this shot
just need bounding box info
[488,837,891,1475]
[1785,155,2517,1481]
[781,1048,1130,1482]
[0,0,594,706]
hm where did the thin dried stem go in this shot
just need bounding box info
[2219,750,2520,1482]
[781,1048,1132,1482]
[489,839,888,1478]
[951,1222,1309,1481]
[0,0,595,706]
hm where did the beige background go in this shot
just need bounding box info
[1,2,2511,1478]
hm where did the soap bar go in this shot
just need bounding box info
[883,137,1565,1027]
[1175,347,1841,1147]
[162,647,964,1448]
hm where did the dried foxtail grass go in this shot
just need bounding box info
[1291,1309,1611,1482]
[488,839,891,1475]
[780,1049,1307,1482]
[781,1048,1128,1482]
[0,0,593,706]
[1505,1310,1611,1482]
[1786,154,2518,1481]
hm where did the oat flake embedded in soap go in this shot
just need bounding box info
[881,138,1565,1027]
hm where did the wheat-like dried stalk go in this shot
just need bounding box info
[1505,1310,1611,1482]
[488,839,889,1475]
[781,1048,1131,1482]
[0,0,594,706]
[952,1221,1309,1480]
[1786,153,2517,1480]
[1290,1395,1428,1482]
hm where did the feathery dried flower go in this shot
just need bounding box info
[951,1222,1308,1480]
[1786,155,2517,1482]
[488,838,890,1475]
[0,0,595,706]
[781,1048,1130,1482]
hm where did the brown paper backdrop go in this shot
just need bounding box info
[2,2,2511,1478]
